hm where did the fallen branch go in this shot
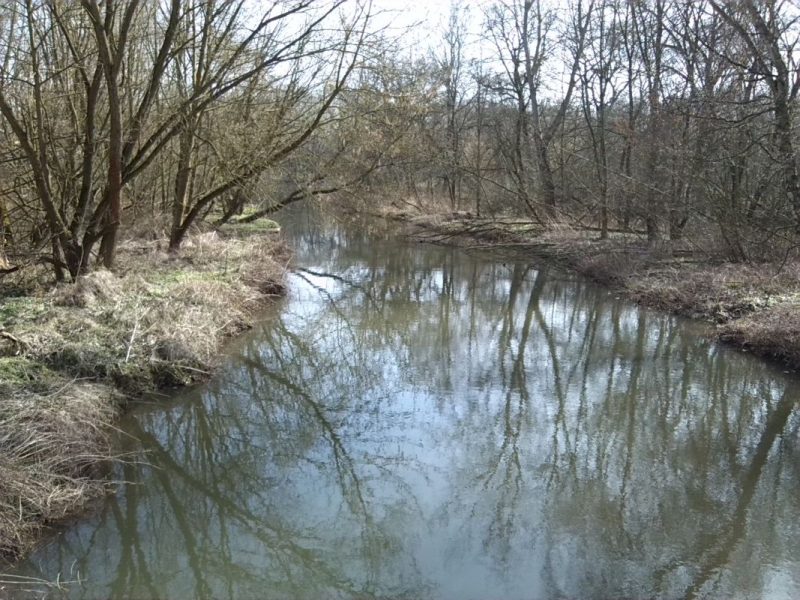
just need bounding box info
[0,329,26,354]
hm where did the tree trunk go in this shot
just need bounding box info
[535,140,557,214]
[773,93,800,230]
[83,0,139,270]
[0,199,10,271]
[169,125,196,251]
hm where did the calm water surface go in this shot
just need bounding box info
[7,212,800,599]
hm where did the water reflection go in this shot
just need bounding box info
[8,216,800,599]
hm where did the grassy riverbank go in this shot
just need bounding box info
[0,223,286,561]
[378,206,800,370]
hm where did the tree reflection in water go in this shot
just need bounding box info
[11,218,800,600]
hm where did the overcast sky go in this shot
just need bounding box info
[365,0,577,96]
[368,0,491,59]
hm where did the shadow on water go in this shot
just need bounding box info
[8,210,800,599]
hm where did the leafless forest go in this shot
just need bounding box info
[1,0,800,281]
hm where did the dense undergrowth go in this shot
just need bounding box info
[0,222,286,561]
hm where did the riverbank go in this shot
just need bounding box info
[0,223,287,562]
[377,207,800,370]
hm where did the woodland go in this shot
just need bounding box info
[1,0,799,277]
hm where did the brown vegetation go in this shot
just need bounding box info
[0,1,368,281]
[0,226,287,562]
[0,384,119,560]
[719,306,800,367]
[382,205,800,370]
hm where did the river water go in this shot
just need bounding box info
[7,212,800,599]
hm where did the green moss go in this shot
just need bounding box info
[150,361,197,389]
[237,205,271,220]
[110,362,156,396]
[0,356,61,394]
[0,297,47,326]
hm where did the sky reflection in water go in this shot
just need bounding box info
[9,214,800,600]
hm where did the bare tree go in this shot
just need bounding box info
[0,0,372,276]
[486,0,591,217]
[579,0,622,239]
[0,0,183,278]
[485,1,538,216]
[711,0,800,231]
[163,0,371,251]
[523,0,592,215]
[436,2,472,210]
[632,0,667,242]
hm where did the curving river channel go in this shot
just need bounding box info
[7,211,800,599]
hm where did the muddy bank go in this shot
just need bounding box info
[0,224,287,562]
[378,208,800,371]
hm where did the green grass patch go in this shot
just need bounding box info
[218,217,280,236]
[0,356,61,394]
[0,297,47,326]
[237,206,274,220]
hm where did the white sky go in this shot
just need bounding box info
[368,0,492,59]
[366,0,578,97]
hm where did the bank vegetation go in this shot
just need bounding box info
[0,0,370,561]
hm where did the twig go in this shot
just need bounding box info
[125,318,140,363]
[175,364,211,376]
[0,329,26,354]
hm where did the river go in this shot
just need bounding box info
[7,210,800,599]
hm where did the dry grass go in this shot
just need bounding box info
[0,383,120,560]
[7,232,289,393]
[625,262,800,322]
[0,228,288,560]
[572,248,647,286]
[383,206,800,369]
[719,303,800,364]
